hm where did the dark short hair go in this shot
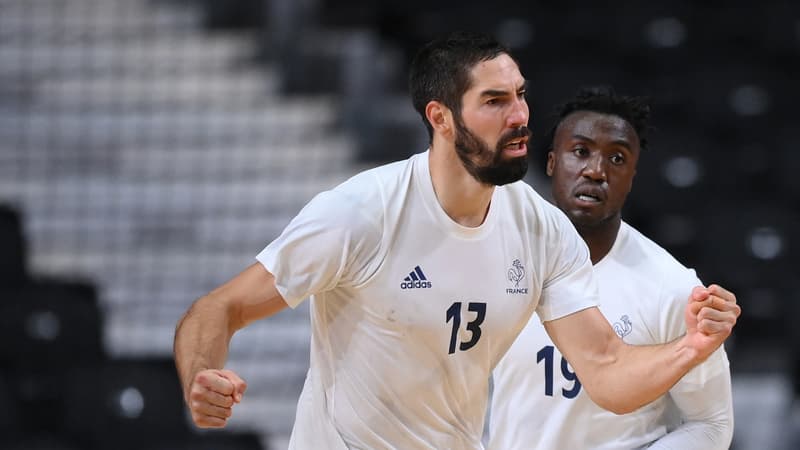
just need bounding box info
[409,31,516,140]
[549,86,651,151]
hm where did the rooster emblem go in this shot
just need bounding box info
[507,259,524,287]
[613,315,633,338]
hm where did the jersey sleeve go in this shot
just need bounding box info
[256,188,382,308]
[536,206,599,321]
[649,364,734,450]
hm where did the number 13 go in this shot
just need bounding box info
[446,302,486,354]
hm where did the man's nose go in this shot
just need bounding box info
[507,97,529,128]
[582,154,607,181]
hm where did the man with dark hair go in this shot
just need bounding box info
[174,34,739,449]
[490,87,734,449]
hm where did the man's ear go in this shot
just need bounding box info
[425,101,454,139]
[546,151,555,176]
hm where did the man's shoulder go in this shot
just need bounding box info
[502,179,542,199]
[620,222,693,273]
[501,181,581,241]
[502,180,562,216]
[315,154,419,230]
[336,154,418,196]
[615,222,702,302]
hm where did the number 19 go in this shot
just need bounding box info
[537,345,582,398]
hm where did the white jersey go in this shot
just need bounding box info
[489,221,733,450]
[257,151,599,449]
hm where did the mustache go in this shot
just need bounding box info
[498,126,532,147]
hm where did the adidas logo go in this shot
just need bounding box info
[400,266,432,289]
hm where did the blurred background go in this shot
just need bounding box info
[0,0,797,449]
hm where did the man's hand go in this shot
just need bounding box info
[186,368,247,428]
[684,284,741,362]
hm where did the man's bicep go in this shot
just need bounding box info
[543,307,621,378]
[211,262,290,329]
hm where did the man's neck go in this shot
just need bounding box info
[576,217,622,265]
[428,147,494,228]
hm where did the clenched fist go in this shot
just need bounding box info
[684,284,740,362]
[186,368,247,428]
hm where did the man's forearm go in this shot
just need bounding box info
[545,305,730,415]
[583,337,700,414]
[173,294,236,399]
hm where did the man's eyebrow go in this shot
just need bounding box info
[479,89,511,98]
[572,134,596,144]
[479,82,529,98]
[572,133,633,151]
[612,140,633,151]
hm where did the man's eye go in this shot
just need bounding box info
[610,154,625,164]
[573,147,588,156]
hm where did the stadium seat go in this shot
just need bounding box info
[684,61,787,135]
[0,434,85,450]
[0,372,21,435]
[8,369,66,435]
[61,357,269,449]
[62,358,193,449]
[761,2,800,58]
[692,202,797,348]
[694,203,798,287]
[0,204,27,288]
[0,279,105,367]
[777,123,800,205]
[627,126,713,217]
[3,278,105,434]
[152,431,266,450]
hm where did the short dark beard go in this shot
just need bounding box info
[453,116,530,186]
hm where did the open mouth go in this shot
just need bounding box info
[574,185,606,204]
[576,193,601,203]
[503,138,526,150]
[502,137,529,156]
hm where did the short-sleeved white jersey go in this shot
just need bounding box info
[256,151,599,449]
[489,221,732,450]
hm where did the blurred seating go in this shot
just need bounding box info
[0,278,105,439]
[693,202,798,354]
[622,124,713,265]
[62,358,193,449]
[0,372,20,436]
[151,431,266,450]
[0,279,105,368]
[0,234,264,447]
[59,357,267,449]
[0,204,27,288]
[0,435,85,450]
[761,2,800,60]
[776,122,800,207]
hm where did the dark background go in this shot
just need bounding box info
[1,0,797,448]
